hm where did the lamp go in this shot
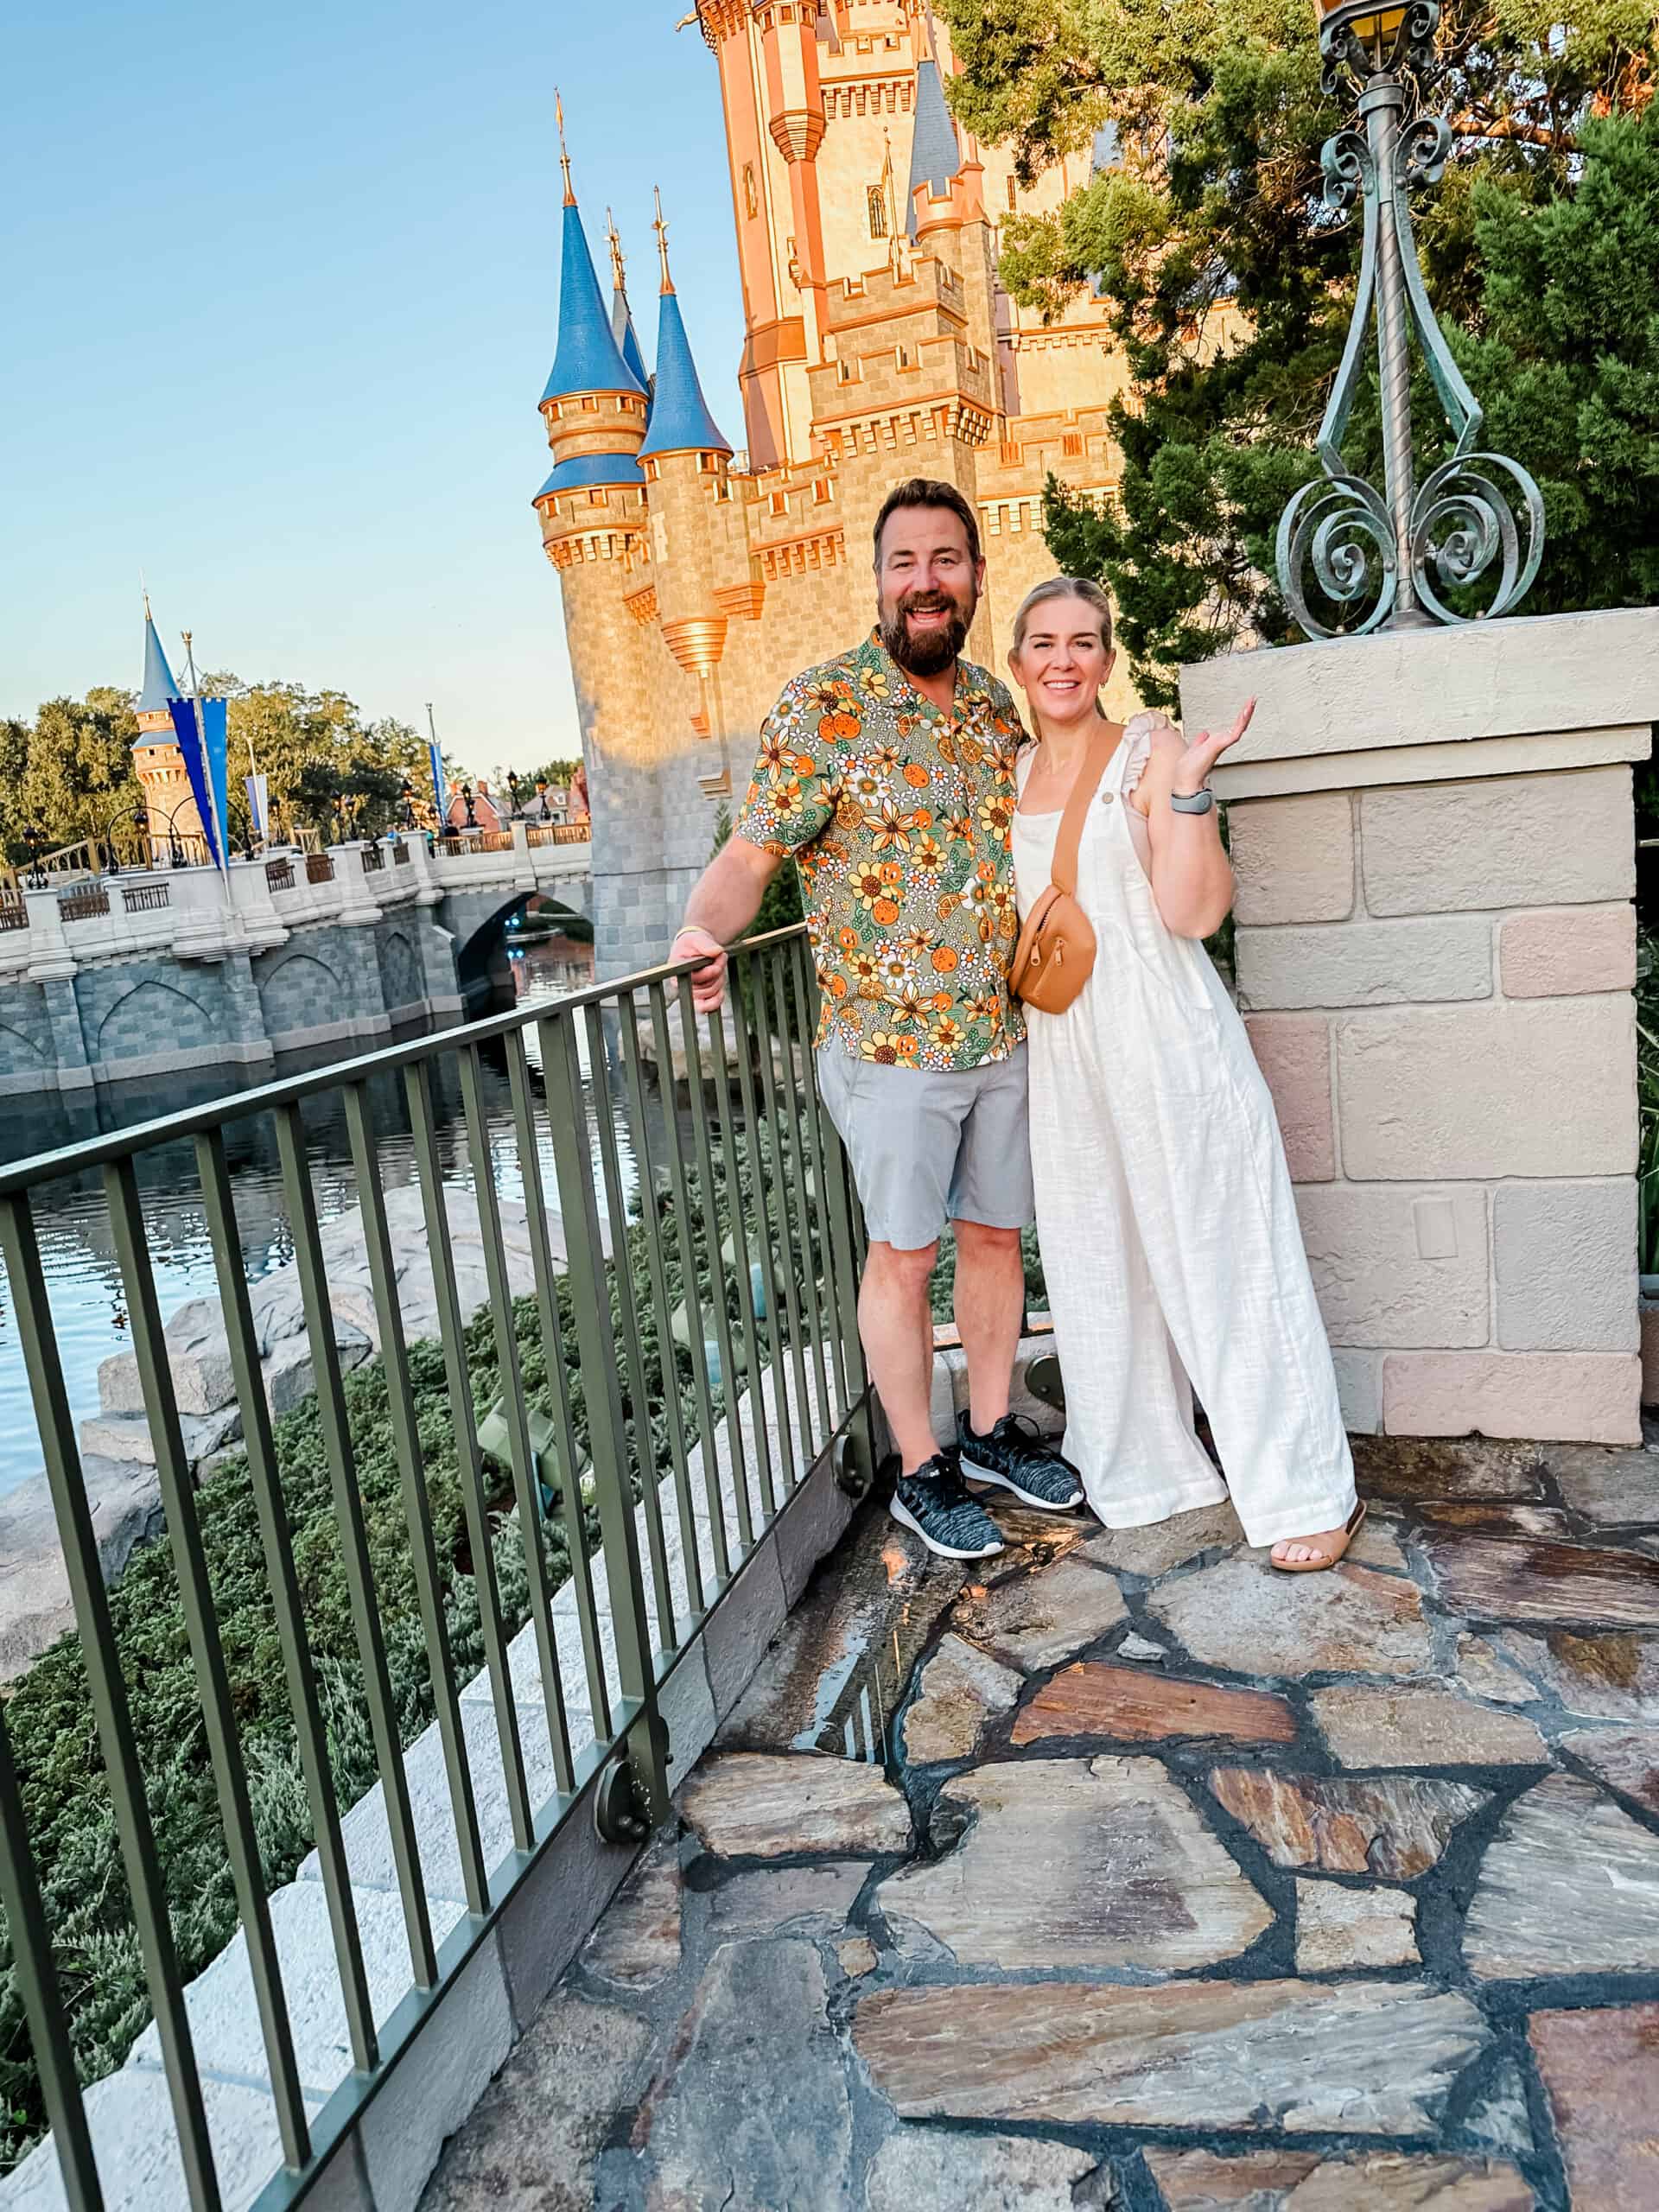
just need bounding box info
[1273,0,1543,635]
[1313,1,1409,64]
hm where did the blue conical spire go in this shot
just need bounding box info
[638,195,732,461]
[906,48,961,237]
[137,596,178,714]
[606,208,652,395]
[539,106,647,406]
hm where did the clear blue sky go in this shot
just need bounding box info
[1,0,744,776]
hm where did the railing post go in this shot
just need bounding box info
[540,1008,671,1832]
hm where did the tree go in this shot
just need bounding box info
[200,674,425,839]
[938,0,1656,702]
[1,690,145,861]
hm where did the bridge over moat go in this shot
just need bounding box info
[0,823,591,1095]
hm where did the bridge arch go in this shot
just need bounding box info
[95,978,216,1060]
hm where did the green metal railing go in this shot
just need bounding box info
[0,924,871,2212]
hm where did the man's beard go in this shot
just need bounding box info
[880,589,974,678]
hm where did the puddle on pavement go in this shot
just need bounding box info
[721,1507,974,1774]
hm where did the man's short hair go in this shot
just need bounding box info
[872,477,982,570]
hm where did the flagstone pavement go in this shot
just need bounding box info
[419,1430,1659,2211]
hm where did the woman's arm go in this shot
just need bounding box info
[1135,701,1255,939]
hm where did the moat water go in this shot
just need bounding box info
[0,938,677,1500]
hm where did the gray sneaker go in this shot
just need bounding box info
[889,1454,1006,1560]
[957,1412,1084,1511]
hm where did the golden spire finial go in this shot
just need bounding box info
[556,88,575,206]
[605,207,626,295]
[652,185,674,294]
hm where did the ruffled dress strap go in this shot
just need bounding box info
[1119,710,1178,800]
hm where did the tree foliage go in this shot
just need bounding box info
[938,0,1658,702]
[0,692,146,861]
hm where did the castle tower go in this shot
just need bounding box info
[605,211,652,397]
[694,0,828,470]
[131,598,203,863]
[533,118,723,972]
[639,193,737,794]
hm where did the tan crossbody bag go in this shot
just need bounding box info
[1007,723,1121,1014]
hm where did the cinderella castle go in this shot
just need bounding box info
[537,0,1136,974]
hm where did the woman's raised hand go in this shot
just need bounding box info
[1173,697,1256,798]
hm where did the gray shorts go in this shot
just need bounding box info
[816,1043,1034,1252]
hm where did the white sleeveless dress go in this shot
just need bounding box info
[1012,722,1356,1547]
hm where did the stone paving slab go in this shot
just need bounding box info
[414,1426,1659,2212]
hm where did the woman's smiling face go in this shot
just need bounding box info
[1009,593,1114,728]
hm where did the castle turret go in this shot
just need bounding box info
[533,97,650,524]
[906,40,961,239]
[605,210,652,398]
[639,194,735,781]
[694,0,825,470]
[131,597,204,862]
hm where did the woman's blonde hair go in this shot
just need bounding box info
[1010,575,1115,658]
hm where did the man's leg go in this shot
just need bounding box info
[858,1237,940,1475]
[952,1218,1025,1435]
[951,1046,1084,1511]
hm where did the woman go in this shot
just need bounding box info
[1007,577,1362,1571]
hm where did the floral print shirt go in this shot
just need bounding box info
[734,629,1027,1071]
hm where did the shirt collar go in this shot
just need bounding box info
[864,626,969,727]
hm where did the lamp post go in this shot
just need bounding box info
[101,801,150,876]
[505,767,523,820]
[1274,0,1544,638]
[22,825,47,891]
[398,779,416,831]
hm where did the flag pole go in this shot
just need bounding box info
[181,630,230,873]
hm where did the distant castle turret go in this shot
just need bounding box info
[132,601,205,863]
[537,3,1145,975]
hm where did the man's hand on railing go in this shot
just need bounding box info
[671,925,728,1014]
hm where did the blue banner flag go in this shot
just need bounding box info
[200,696,230,866]
[429,739,447,827]
[167,696,222,869]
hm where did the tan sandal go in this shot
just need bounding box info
[1269,1499,1367,1574]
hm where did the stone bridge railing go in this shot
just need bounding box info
[0,827,592,1095]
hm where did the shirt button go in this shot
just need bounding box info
[1100,791,1116,806]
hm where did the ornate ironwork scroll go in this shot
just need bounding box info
[1275,1,1544,638]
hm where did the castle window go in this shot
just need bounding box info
[999,440,1022,467]
[836,358,855,384]
[896,344,915,371]
[812,477,832,504]
[1007,175,1017,213]
[867,185,887,240]
[742,162,758,219]
[769,489,788,517]
[581,395,599,413]
[1063,431,1085,458]
[698,451,720,473]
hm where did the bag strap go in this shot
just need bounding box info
[1049,722,1122,898]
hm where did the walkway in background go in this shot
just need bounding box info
[420,1430,1659,2211]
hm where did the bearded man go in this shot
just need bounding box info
[669,476,1081,1559]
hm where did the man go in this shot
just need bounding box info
[669,477,1081,1559]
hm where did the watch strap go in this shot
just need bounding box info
[1168,786,1216,815]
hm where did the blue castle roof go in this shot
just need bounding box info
[137,605,178,715]
[638,284,731,461]
[541,197,649,406]
[613,284,651,394]
[906,54,961,235]
[534,453,648,502]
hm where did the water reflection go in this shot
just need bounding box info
[0,936,659,1501]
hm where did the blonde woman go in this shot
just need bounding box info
[1007,577,1362,1570]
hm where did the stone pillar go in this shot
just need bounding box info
[1182,607,1659,1448]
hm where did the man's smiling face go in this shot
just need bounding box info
[875,502,983,679]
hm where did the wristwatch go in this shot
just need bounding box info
[1169,785,1216,815]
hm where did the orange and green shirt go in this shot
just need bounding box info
[734,629,1027,1072]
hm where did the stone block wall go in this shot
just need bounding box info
[1184,609,1659,1452]
[1230,765,1640,1444]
